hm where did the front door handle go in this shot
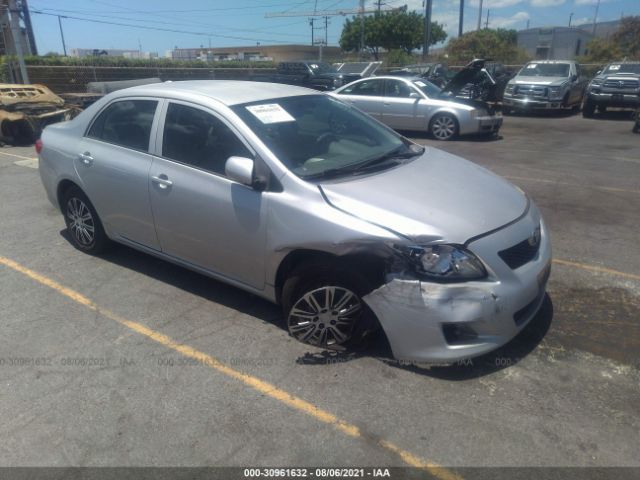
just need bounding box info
[151,175,173,189]
[78,152,93,165]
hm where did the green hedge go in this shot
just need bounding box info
[2,55,276,69]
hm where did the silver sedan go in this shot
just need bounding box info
[331,76,503,140]
[38,81,549,363]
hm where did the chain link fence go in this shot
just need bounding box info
[22,66,277,93]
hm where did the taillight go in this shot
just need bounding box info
[35,139,43,154]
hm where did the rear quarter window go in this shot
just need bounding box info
[87,99,158,152]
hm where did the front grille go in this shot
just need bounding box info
[603,79,639,91]
[515,84,548,98]
[498,235,540,270]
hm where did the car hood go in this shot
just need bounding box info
[441,59,494,96]
[512,76,567,86]
[319,148,528,244]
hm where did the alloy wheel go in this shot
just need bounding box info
[66,197,95,247]
[431,115,456,140]
[288,286,362,347]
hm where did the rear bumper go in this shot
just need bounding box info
[364,203,551,364]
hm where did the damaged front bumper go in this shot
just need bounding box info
[364,206,551,363]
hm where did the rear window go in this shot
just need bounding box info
[87,99,157,152]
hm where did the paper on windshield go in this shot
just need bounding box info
[246,104,295,124]
[414,81,427,87]
[609,64,621,70]
[527,64,538,69]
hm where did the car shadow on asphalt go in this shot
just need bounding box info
[583,110,636,122]
[65,232,553,380]
[61,231,284,326]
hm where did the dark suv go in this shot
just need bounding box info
[583,62,640,117]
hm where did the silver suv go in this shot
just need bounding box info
[503,60,586,112]
[38,81,551,363]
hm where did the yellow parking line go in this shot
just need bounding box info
[0,150,37,161]
[553,258,640,282]
[0,255,461,480]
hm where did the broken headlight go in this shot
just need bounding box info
[399,244,487,281]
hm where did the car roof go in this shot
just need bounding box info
[526,60,576,64]
[116,80,316,106]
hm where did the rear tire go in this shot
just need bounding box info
[282,260,377,350]
[62,186,109,254]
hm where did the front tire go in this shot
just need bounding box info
[282,261,376,350]
[62,186,109,254]
[429,113,458,141]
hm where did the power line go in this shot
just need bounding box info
[30,10,297,45]
[32,6,310,39]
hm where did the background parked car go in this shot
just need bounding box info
[331,74,502,140]
[388,63,452,87]
[503,60,587,112]
[253,61,344,91]
[583,62,640,118]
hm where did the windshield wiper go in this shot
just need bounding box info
[299,145,424,181]
[349,144,425,172]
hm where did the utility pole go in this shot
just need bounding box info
[359,0,365,59]
[477,0,483,31]
[423,0,433,60]
[309,17,315,45]
[8,0,29,83]
[458,0,464,37]
[57,15,67,56]
[568,12,573,27]
[592,0,601,35]
[21,0,37,55]
[485,9,490,29]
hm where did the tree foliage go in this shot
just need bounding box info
[580,16,640,63]
[445,28,529,64]
[340,10,446,59]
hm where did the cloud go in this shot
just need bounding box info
[467,0,526,8]
[490,11,531,28]
[573,0,616,4]
[530,0,565,6]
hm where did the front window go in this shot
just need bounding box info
[519,63,570,77]
[412,79,441,97]
[232,95,419,180]
[339,79,383,96]
[308,63,336,74]
[604,64,640,74]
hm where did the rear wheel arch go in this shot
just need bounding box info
[57,179,82,213]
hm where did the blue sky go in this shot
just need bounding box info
[29,0,640,55]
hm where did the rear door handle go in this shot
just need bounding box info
[78,152,93,165]
[151,175,173,189]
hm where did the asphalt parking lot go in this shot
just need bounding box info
[0,110,639,476]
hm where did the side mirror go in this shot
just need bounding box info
[409,92,421,99]
[225,156,255,187]
[596,70,601,75]
[571,74,578,81]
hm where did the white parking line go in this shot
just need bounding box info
[0,150,37,161]
[13,158,39,169]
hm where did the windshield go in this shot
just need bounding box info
[519,63,570,77]
[604,64,640,74]
[412,79,441,97]
[232,95,412,180]
[308,63,336,74]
